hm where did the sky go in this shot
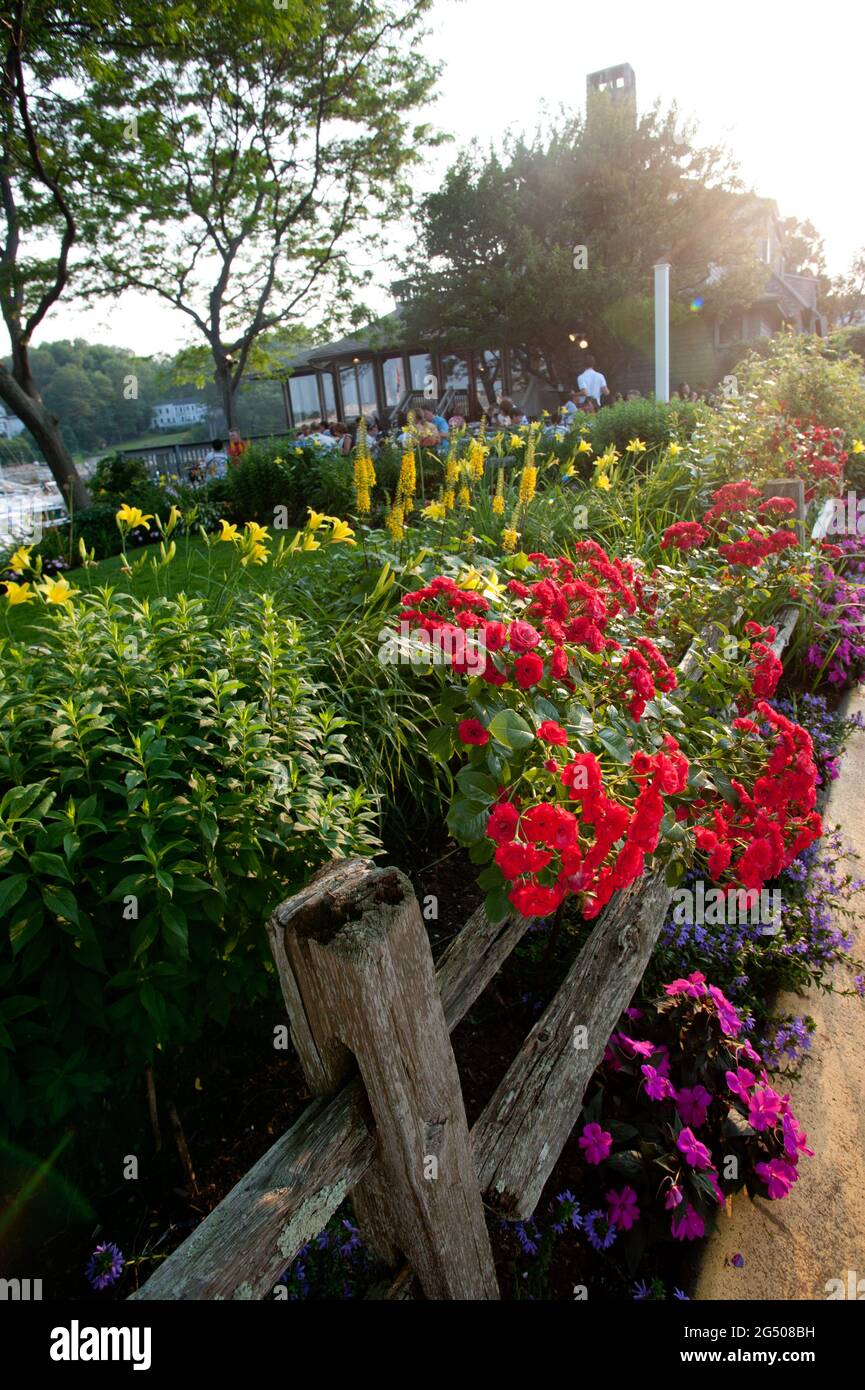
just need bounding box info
[15,0,865,357]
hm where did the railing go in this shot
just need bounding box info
[114,431,299,477]
[130,482,831,1302]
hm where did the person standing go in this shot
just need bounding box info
[200,438,229,481]
[577,356,610,407]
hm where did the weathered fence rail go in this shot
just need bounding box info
[131,484,833,1301]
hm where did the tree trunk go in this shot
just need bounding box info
[214,361,237,434]
[0,362,91,511]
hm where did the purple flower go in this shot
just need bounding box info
[754,1158,798,1200]
[748,1086,783,1132]
[86,1242,125,1291]
[641,1063,674,1101]
[732,1253,745,1268]
[584,1209,617,1252]
[578,1121,613,1165]
[671,1204,705,1241]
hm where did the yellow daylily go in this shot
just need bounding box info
[244,521,269,544]
[421,500,446,522]
[163,504,182,535]
[667,442,680,457]
[116,503,153,529]
[328,519,356,545]
[9,545,32,572]
[625,438,647,453]
[576,439,593,455]
[301,533,320,551]
[852,439,865,454]
[4,580,34,605]
[509,434,525,449]
[218,519,240,542]
[594,473,612,491]
[39,574,77,605]
[307,508,327,531]
[294,446,304,456]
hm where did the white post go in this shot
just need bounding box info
[654,262,670,402]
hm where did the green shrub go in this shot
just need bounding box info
[91,451,151,499]
[0,586,379,1134]
[588,397,700,459]
[225,439,354,525]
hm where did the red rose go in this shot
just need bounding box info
[458,718,489,746]
[483,621,508,652]
[486,802,519,843]
[509,620,542,653]
[514,652,544,688]
[537,719,568,746]
[551,646,569,678]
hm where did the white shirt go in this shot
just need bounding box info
[577,368,607,403]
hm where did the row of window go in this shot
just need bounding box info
[287,347,535,425]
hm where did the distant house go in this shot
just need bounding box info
[0,405,26,439]
[150,400,208,430]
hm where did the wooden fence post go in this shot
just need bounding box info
[763,478,806,541]
[267,858,499,1300]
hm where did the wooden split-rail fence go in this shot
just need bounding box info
[131,482,832,1302]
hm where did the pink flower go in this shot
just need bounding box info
[579,1122,613,1165]
[725,1067,756,1101]
[676,1084,712,1127]
[664,1183,684,1210]
[671,1204,705,1240]
[606,1186,640,1231]
[781,1112,814,1159]
[641,1063,674,1101]
[755,1158,798,1200]
[748,1086,783,1132]
[664,971,707,999]
[617,1033,655,1059]
[677,1127,712,1170]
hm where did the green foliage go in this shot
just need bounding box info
[731,332,865,440]
[588,398,700,459]
[91,451,151,499]
[0,588,379,1133]
[224,442,354,525]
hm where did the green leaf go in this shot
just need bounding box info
[597,727,632,763]
[0,874,28,919]
[427,724,455,763]
[29,852,73,882]
[484,885,511,924]
[488,709,535,751]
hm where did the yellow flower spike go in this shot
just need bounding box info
[307,508,327,531]
[467,438,487,481]
[443,488,456,511]
[457,484,471,509]
[502,527,519,554]
[38,573,77,605]
[4,580,34,605]
[328,519,356,545]
[421,500,446,521]
[9,545,32,572]
[218,519,240,542]
[116,503,154,530]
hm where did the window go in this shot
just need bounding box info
[409,352,433,392]
[288,374,321,425]
[382,356,405,408]
[440,353,470,393]
[339,366,360,420]
[509,347,533,398]
[475,349,503,411]
[356,361,377,419]
[319,372,337,420]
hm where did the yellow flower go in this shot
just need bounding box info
[625,438,647,453]
[301,533,320,551]
[397,448,416,513]
[116,503,153,529]
[492,464,505,515]
[4,580,33,605]
[422,500,446,521]
[244,521,269,543]
[443,488,456,511]
[467,438,487,481]
[576,439,593,455]
[307,508,327,531]
[852,439,865,454]
[328,518,356,544]
[518,464,537,509]
[509,434,525,449]
[502,527,519,554]
[9,545,32,572]
[218,519,240,542]
[492,493,505,516]
[164,504,182,535]
[667,442,680,457]
[294,446,304,455]
[457,484,471,509]
[39,574,77,605]
[595,472,612,491]
[385,499,404,542]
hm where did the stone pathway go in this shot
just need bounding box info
[695,686,865,1301]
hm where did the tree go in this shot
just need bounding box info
[0,0,315,502]
[825,247,865,328]
[395,101,771,394]
[93,0,441,431]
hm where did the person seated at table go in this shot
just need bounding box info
[492,396,516,427]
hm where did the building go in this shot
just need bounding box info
[0,405,26,439]
[268,65,825,424]
[150,400,209,430]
